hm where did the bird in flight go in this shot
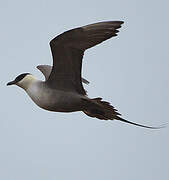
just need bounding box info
[7,21,163,129]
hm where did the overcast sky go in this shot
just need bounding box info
[1,0,169,180]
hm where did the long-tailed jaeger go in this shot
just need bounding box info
[7,21,163,129]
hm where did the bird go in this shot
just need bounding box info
[7,21,163,129]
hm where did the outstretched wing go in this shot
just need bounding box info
[47,21,124,95]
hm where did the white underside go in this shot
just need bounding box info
[25,80,87,112]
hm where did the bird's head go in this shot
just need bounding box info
[7,73,36,90]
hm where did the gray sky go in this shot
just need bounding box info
[1,0,169,179]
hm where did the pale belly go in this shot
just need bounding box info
[26,84,86,112]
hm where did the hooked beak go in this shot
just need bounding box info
[7,80,16,86]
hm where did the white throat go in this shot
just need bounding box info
[17,74,37,90]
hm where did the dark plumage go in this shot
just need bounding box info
[14,73,31,83]
[47,21,124,95]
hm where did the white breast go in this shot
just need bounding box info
[25,80,86,112]
[26,81,55,110]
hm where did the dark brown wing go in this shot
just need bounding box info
[47,21,124,95]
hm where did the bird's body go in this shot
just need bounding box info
[7,21,163,129]
[26,78,86,112]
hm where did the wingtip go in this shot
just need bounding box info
[36,65,41,70]
[113,20,124,24]
[36,65,50,70]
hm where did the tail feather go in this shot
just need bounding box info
[83,97,165,129]
[115,116,166,129]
